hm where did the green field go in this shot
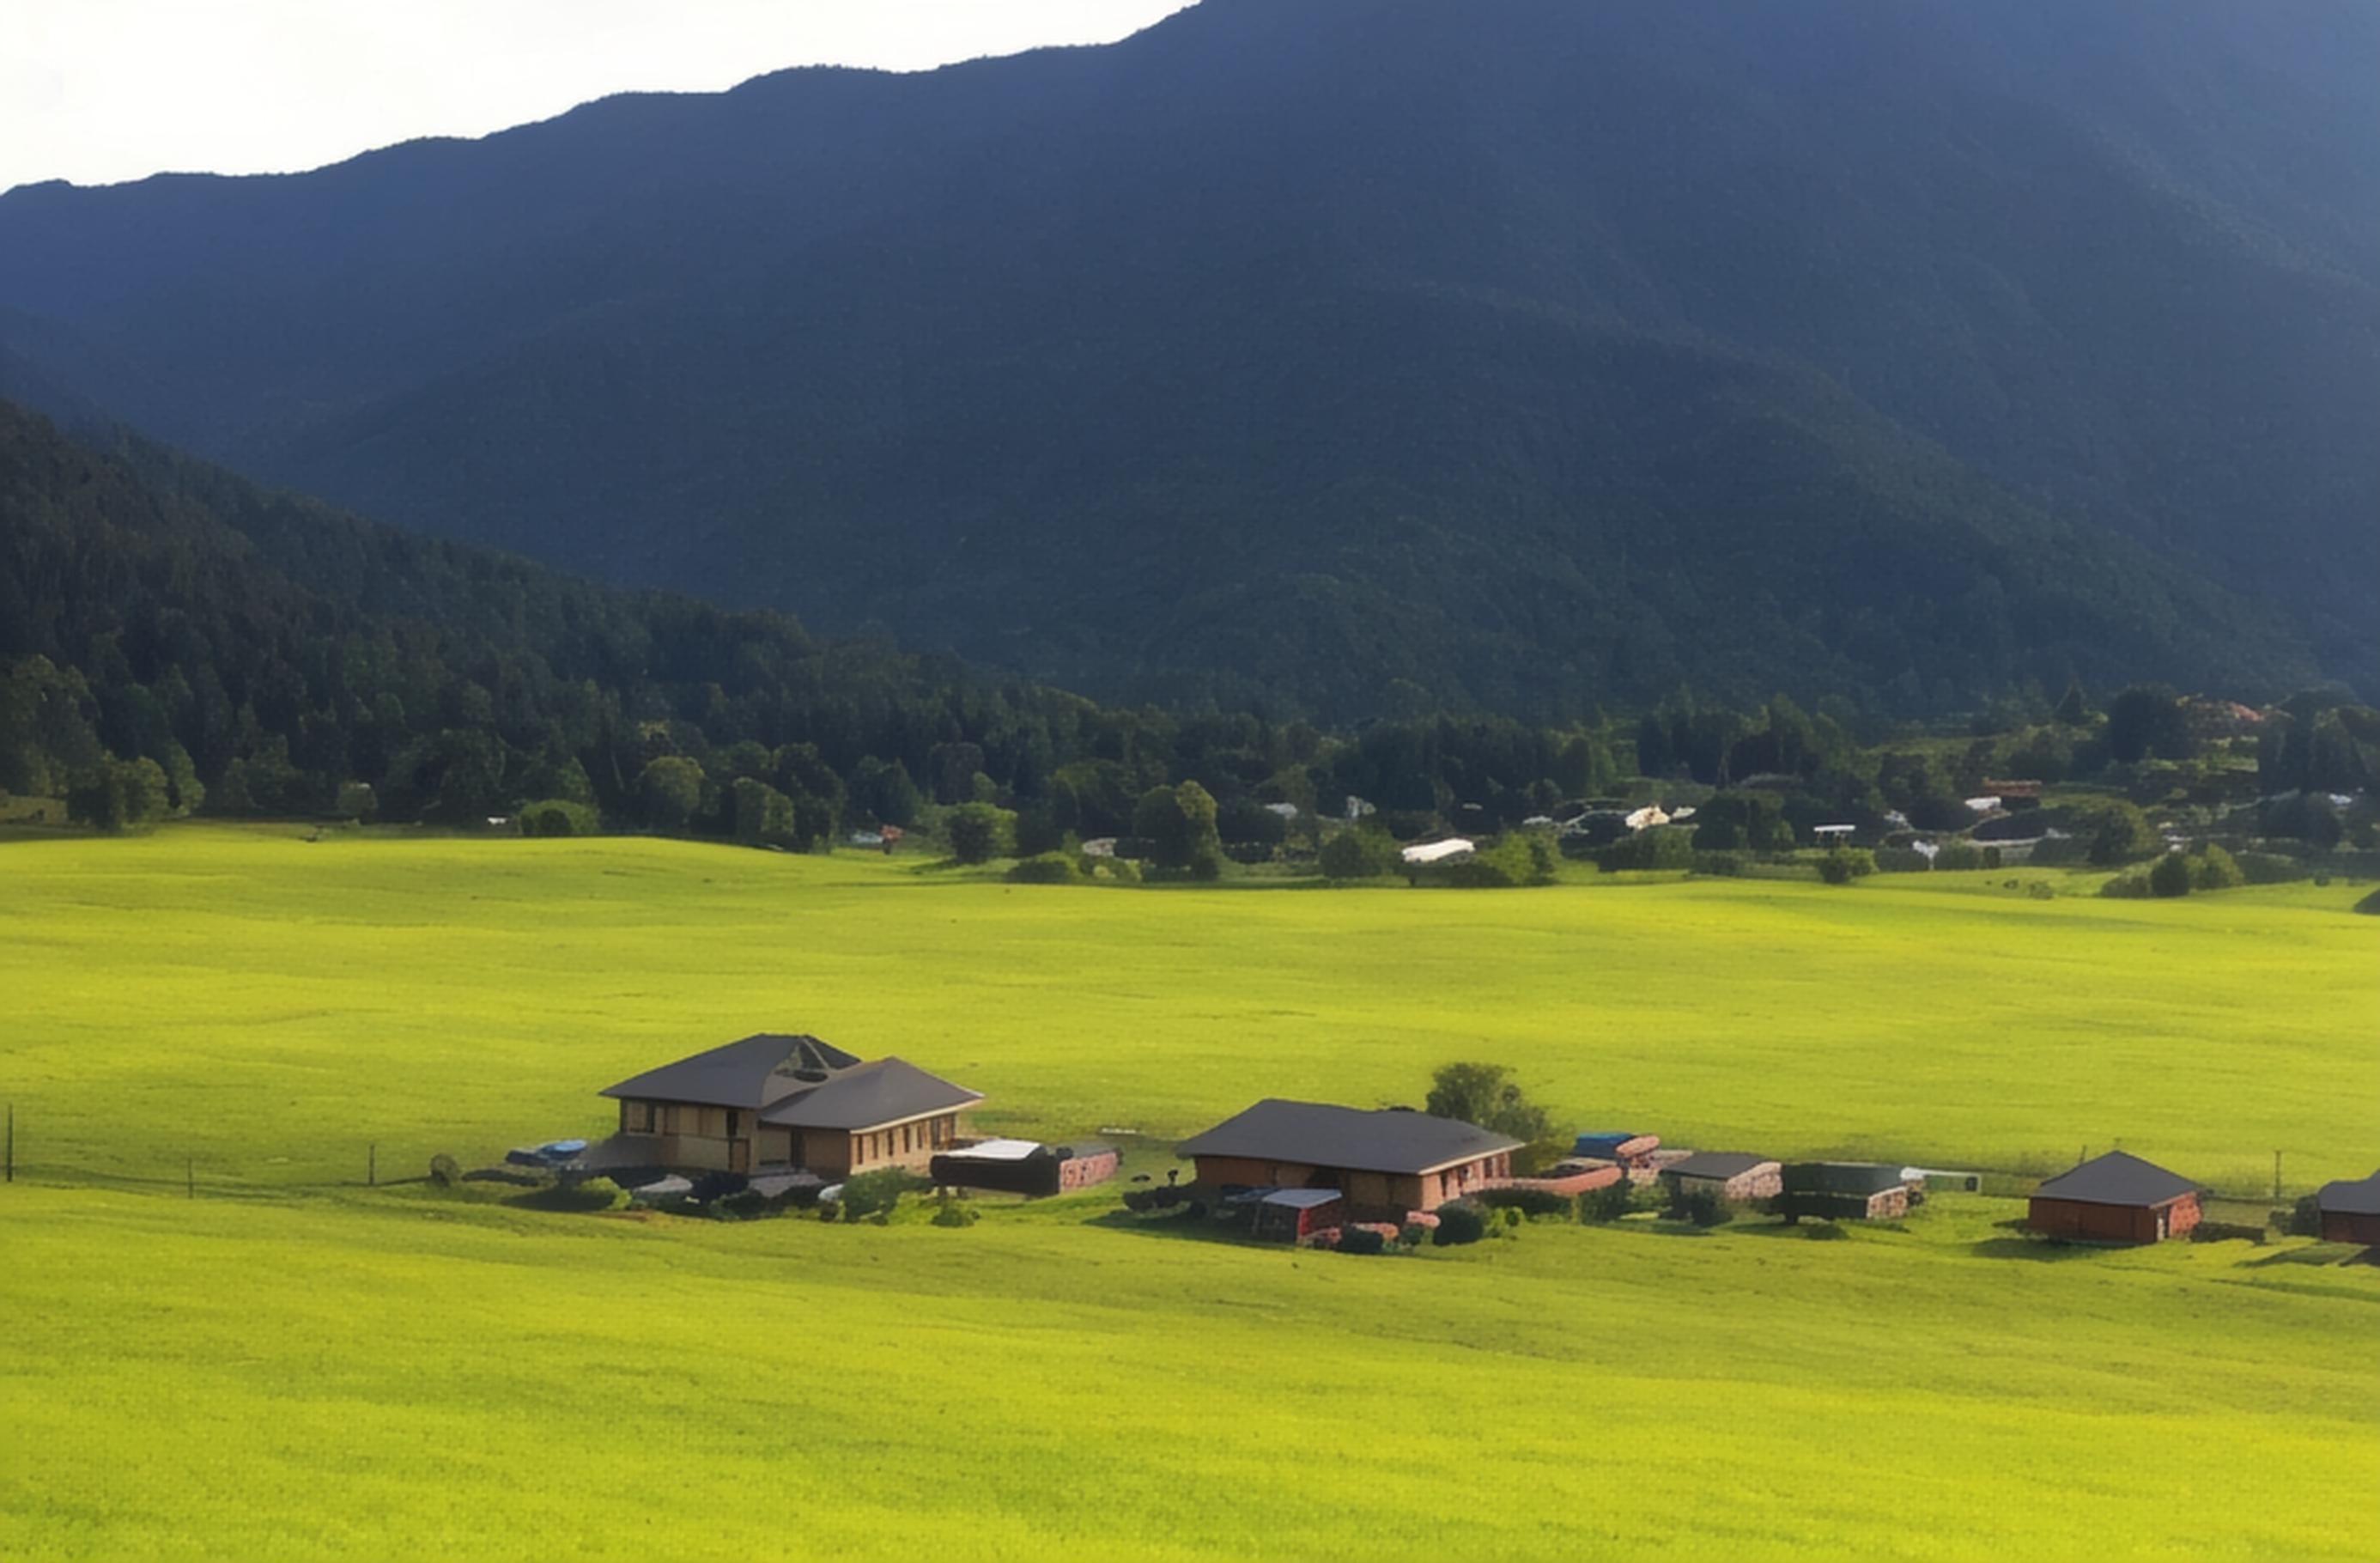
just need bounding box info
[2,827,2374,1560]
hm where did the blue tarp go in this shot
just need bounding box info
[1573,1132,1642,1158]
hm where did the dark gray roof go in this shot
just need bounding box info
[2033,1151,2197,1208]
[759,1057,982,1131]
[1663,1152,1776,1181]
[2316,1170,2380,1216]
[1176,1099,1522,1176]
[1782,1162,1906,1196]
[600,1033,863,1109]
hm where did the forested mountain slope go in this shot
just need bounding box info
[1,0,2370,715]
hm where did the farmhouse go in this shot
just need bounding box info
[1659,1152,1782,1203]
[1176,1098,1520,1214]
[596,1033,981,1177]
[2315,1171,2380,1245]
[2027,1151,2201,1244]
[1781,1163,1911,1219]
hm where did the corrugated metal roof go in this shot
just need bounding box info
[1178,1099,1521,1176]
[2032,1151,2197,1207]
[2316,1170,2380,1216]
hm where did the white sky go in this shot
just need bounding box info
[1,1,1196,193]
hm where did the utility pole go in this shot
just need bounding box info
[368,1142,377,1188]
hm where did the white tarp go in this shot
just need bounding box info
[1399,838,1475,866]
[940,1137,1044,1163]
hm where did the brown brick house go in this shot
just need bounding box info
[592,1033,981,1177]
[2027,1151,2201,1244]
[1176,1098,1520,1215]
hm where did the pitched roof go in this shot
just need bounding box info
[2316,1170,2380,1216]
[2032,1150,2197,1208]
[758,1057,982,1131]
[1782,1162,1906,1196]
[1663,1152,1776,1181]
[1176,1099,1521,1177]
[600,1033,863,1109]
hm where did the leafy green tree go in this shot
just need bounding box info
[2054,682,2091,726]
[946,801,1014,864]
[1133,781,1222,873]
[2106,684,2192,763]
[66,756,172,832]
[728,776,799,846]
[519,799,600,836]
[1817,847,1876,885]
[2189,843,2245,891]
[2083,800,2158,865]
[2147,851,2194,897]
[1424,1061,1551,1146]
[636,756,705,832]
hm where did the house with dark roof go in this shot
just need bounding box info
[1176,1099,1521,1215]
[593,1033,981,1177]
[1658,1152,1782,1204]
[1779,1163,1911,1221]
[2028,1151,2201,1244]
[2315,1171,2380,1245]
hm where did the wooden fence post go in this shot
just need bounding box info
[186,1156,194,1200]
[368,1142,377,1188]
[4,1102,12,1184]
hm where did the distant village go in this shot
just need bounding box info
[489,1031,2380,1256]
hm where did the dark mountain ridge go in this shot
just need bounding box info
[2,0,2371,716]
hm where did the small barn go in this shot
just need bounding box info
[1659,1152,1782,1203]
[2028,1151,2201,1244]
[2316,1171,2380,1245]
[1251,1188,1346,1244]
[1780,1163,1910,1220]
[929,1138,1120,1198]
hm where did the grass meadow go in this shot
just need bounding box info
[1,825,2374,1560]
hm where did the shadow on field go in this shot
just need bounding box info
[1968,1236,2092,1262]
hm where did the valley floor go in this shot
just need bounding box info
[1,827,2373,1560]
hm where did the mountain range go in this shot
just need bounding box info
[2,0,2372,718]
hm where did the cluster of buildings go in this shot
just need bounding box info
[569,1033,2377,1251]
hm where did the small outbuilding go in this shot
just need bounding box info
[2316,1171,2380,1245]
[929,1138,1120,1197]
[1573,1131,1661,1180]
[1780,1163,1910,1220]
[2028,1151,2201,1244]
[1659,1152,1782,1203]
[1251,1188,1346,1244]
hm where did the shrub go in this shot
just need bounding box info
[1671,1187,1733,1227]
[1005,852,1083,885]
[1320,827,1400,879]
[714,1189,769,1221]
[2099,869,2153,898]
[931,1195,981,1228]
[1398,1222,1430,1248]
[1336,1225,1387,1256]
[1097,858,1144,886]
[428,1153,461,1188]
[1478,1186,1573,1219]
[2025,881,2056,900]
[2287,1193,2322,1237]
[1934,841,1986,872]
[1579,1178,1641,1223]
[946,802,1015,864]
[1871,846,1929,873]
[1598,826,1696,873]
[1804,1220,1850,1241]
[1691,850,1746,876]
[2189,843,2246,891]
[519,799,599,837]
[2236,851,2306,885]
[1431,1201,1489,1246]
[839,1167,925,1222]
[2147,851,2194,897]
[1817,848,1875,885]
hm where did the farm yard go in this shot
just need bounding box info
[1,825,2375,1560]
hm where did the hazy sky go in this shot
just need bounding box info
[3,1,1195,193]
